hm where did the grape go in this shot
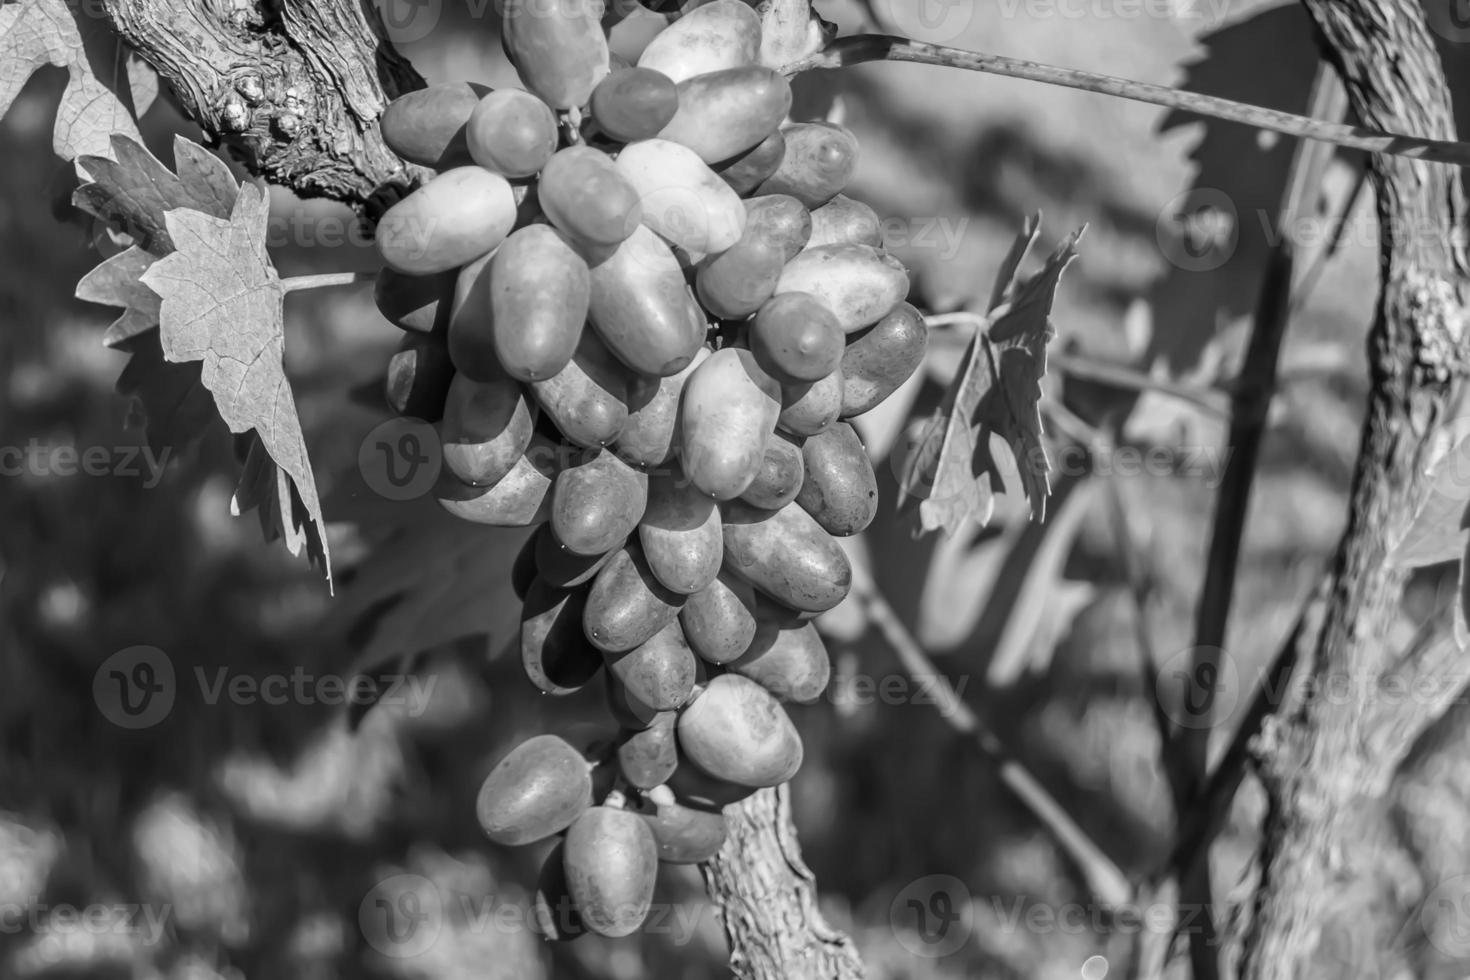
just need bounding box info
[731,620,831,704]
[531,842,586,942]
[584,541,685,652]
[678,673,804,787]
[521,580,604,695]
[615,139,748,254]
[657,66,793,164]
[635,0,761,83]
[501,0,610,109]
[538,146,644,248]
[375,167,516,274]
[563,806,658,938]
[777,369,843,436]
[616,711,678,789]
[587,224,707,376]
[639,471,723,595]
[374,266,454,334]
[380,82,489,169]
[839,301,928,417]
[635,796,728,863]
[437,432,559,527]
[466,89,559,177]
[551,449,648,556]
[476,734,593,845]
[591,68,679,142]
[529,329,631,449]
[808,194,883,249]
[717,128,786,195]
[384,332,454,421]
[605,619,697,711]
[681,570,759,665]
[680,347,781,500]
[794,421,878,536]
[606,671,662,729]
[775,243,910,333]
[439,372,536,486]
[667,747,759,808]
[755,122,860,208]
[749,292,845,384]
[695,195,811,319]
[722,500,852,612]
[613,347,709,467]
[489,224,590,382]
[739,429,805,511]
[535,524,615,589]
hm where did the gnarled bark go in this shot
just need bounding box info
[100,0,427,204]
[1240,1,1469,976]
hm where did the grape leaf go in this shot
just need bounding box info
[897,216,1083,536]
[140,184,331,583]
[0,0,145,161]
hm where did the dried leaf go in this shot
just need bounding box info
[0,0,144,161]
[898,217,1083,536]
[141,184,331,582]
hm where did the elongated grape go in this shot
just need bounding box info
[657,66,792,163]
[552,449,648,556]
[488,225,589,382]
[755,122,860,209]
[722,499,852,612]
[775,244,909,333]
[584,542,685,652]
[376,167,516,274]
[778,369,843,436]
[636,0,760,83]
[696,195,811,319]
[731,620,830,703]
[617,711,678,789]
[466,88,559,177]
[530,330,631,448]
[639,471,722,595]
[590,68,679,142]
[614,347,709,467]
[588,225,707,376]
[636,797,728,863]
[680,347,781,500]
[680,570,758,664]
[563,807,658,937]
[808,194,883,248]
[380,82,489,169]
[439,371,536,486]
[678,674,803,787]
[539,147,643,249]
[536,525,615,589]
[716,128,785,195]
[476,734,592,845]
[749,292,844,384]
[795,421,877,536]
[502,0,609,108]
[616,139,747,255]
[447,251,498,381]
[739,429,804,510]
[605,619,697,711]
[437,433,559,526]
[840,302,928,416]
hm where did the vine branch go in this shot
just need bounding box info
[787,35,1470,167]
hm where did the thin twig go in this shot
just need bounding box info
[786,36,1470,167]
[847,562,1133,906]
[280,270,376,293]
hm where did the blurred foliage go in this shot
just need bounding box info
[4,1,1469,978]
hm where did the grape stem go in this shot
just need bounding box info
[846,561,1133,906]
[786,34,1470,167]
[279,271,376,293]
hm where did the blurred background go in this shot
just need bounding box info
[3,0,1470,976]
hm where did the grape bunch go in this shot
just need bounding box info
[370,0,928,940]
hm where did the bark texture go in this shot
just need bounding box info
[101,0,427,204]
[1241,1,1469,976]
[702,786,865,980]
